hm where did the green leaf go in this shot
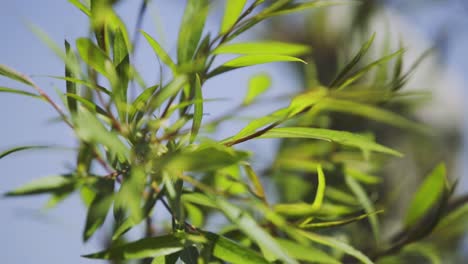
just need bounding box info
[83,178,114,242]
[223,54,306,68]
[243,73,271,105]
[141,30,177,74]
[129,84,159,121]
[177,0,209,63]
[5,175,76,196]
[76,38,116,79]
[74,108,128,161]
[345,175,380,242]
[64,93,108,116]
[114,166,146,223]
[46,76,111,95]
[213,197,297,264]
[243,164,266,201]
[213,41,311,56]
[0,64,33,86]
[345,168,381,185]
[65,40,78,113]
[297,229,374,264]
[0,145,49,160]
[221,0,247,34]
[300,210,384,229]
[330,33,375,87]
[147,75,188,115]
[0,86,41,99]
[405,163,448,227]
[205,232,269,264]
[318,98,427,133]
[276,238,340,264]
[113,28,130,120]
[260,127,402,156]
[263,0,357,18]
[83,234,184,260]
[68,0,91,16]
[190,74,203,142]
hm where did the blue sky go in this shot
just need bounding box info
[0,1,466,263]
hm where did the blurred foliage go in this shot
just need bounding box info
[0,0,466,263]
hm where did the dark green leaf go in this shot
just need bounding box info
[65,40,78,113]
[5,175,76,196]
[0,145,49,160]
[83,234,183,260]
[205,232,269,264]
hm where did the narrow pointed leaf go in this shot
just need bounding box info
[65,40,78,113]
[76,38,116,79]
[264,0,357,17]
[64,93,108,116]
[276,238,340,264]
[129,84,159,121]
[213,42,311,56]
[5,175,76,196]
[68,0,91,16]
[221,0,247,33]
[0,64,33,86]
[405,163,448,227]
[260,127,402,156]
[0,87,40,99]
[83,234,183,260]
[141,30,177,74]
[190,74,203,142]
[205,232,269,264]
[0,145,49,160]
[224,55,305,68]
[177,0,209,63]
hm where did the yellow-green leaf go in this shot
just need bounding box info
[244,73,271,105]
[213,41,311,56]
[220,0,248,34]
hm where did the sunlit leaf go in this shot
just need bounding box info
[223,55,305,68]
[263,0,357,18]
[141,30,177,74]
[68,0,91,16]
[221,0,247,34]
[83,234,183,260]
[213,42,311,56]
[405,163,448,227]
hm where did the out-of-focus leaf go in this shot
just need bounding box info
[213,42,311,56]
[276,238,340,264]
[68,0,91,16]
[76,38,116,80]
[297,229,374,264]
[83,178,114,242]
[263,0,356,18]
[129,84,159,122]
[221,0,247,34]
[83,234,183,260]
[64,93,108,116]
[405,163,448,227]
[190,74,203,142]
[0,64,33,86]
[260,127,402,156]
[177,0,209,64]
[243,164,266,202]
[180,246,198,264]
[243,73,271,105]
[224,54,305,68]
[47,76,111,94]
[74,108,128,161]
[146,75,188,115]
[64,40,78,115]
[345,175,380,241]
[141,30,177,74]
[114,166,146,223]
[113,28,130,120]
[0,87,41,99]
[5,175,76,196]
[214,197,297,263]
[403,243,442,264]
[300,210,384,229]
[346,168,381,185]
[0,145,49,160]
[318,98,427,133]
[330,33,375,87]
[158,143,249,173]
[204,232,269,264]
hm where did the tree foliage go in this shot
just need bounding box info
[1,0,466,263]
